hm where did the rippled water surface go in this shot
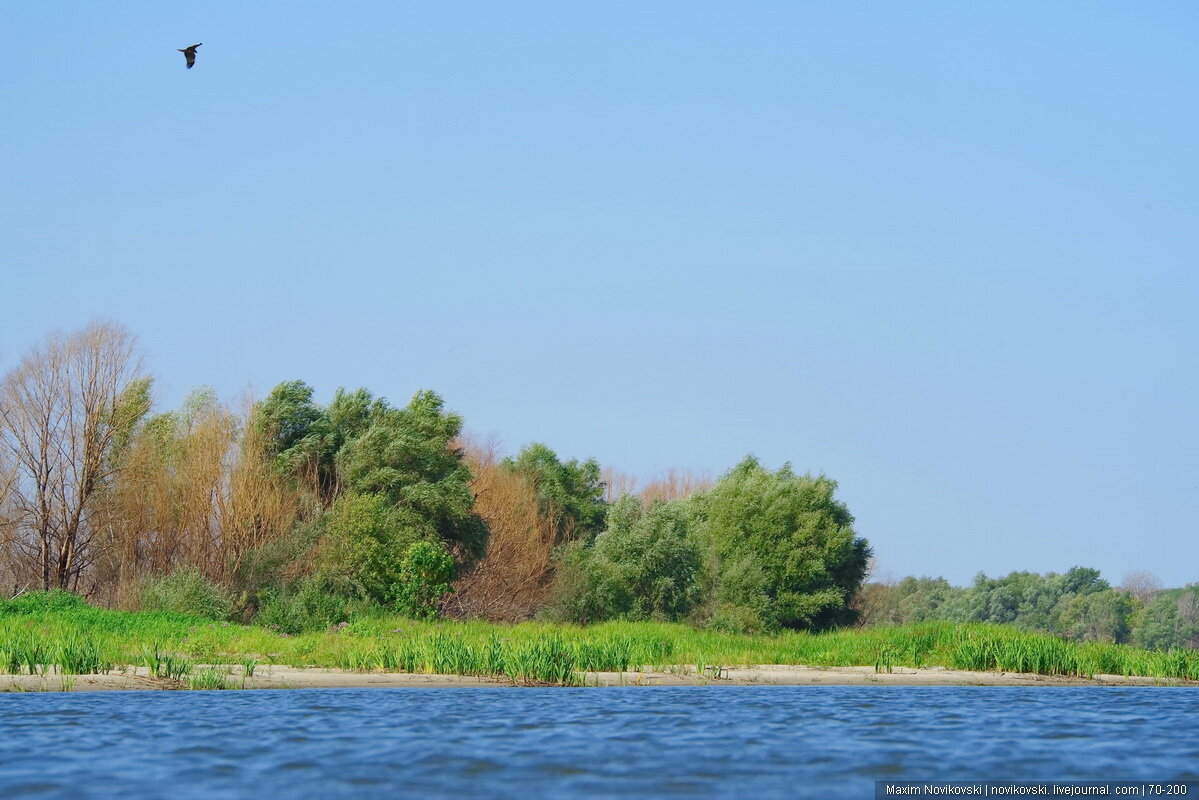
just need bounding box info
[0,687,1195,799]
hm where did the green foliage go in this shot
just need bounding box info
[552,497,702,623]
[392,541,454,619]
[5,593,1199,688]
[108,376,155,459]
[323,493,429,603]
[704,603,772,635]
[337,390,484,556]
[504,443,606,539]
[257,382,394,500]
[896,577,964,622]
[254,576,356,635]
[1132,586,1199,651]
[949,567,1112,632]
[1054,590,1133,643]
[228,519,324,602]
[0,590,89,615]
[255,380,326,466]
[140,567,234,621]
[693,457,871,630]
[855,568,1162,646]
[253,381,485,595]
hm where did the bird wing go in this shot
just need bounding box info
[181,44,201,68]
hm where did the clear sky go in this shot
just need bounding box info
[3,2,1196,586]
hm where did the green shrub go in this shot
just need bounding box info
[704,603,770,635]
[392,541,454,619]
[323,493,429,603]
[254,577,355,634]
[140,568,233,620]
[0,590,89,615]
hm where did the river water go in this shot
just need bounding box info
[0,686,1195,798]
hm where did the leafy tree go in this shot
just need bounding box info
[1132,585,1199,650]
[504,443,606,540]
[256,380,325,465]
[1053,589,1133,643]
[337,390,484,556]
[254,382,390,503]
[692,457,871,630]
[952,567,1111,632]
[255,383,484,561]
[552,496,702,623]
[895,576,964,623]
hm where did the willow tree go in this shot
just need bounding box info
[694,457,871,631]
[0,322,150,590]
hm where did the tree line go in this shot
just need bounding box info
[5,322,1191,649]
[0,322,870,634]
[854,568,1199,651]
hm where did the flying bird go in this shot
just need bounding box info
[179,43,202,69]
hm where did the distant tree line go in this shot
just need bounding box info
[0,322,871,634]
[854,568,1199,651]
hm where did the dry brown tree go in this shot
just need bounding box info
[92,393,302,606]
[447,439,559,621]
[217,418,304,592]
[603,467,713,504]
[0,322,148,592]
[638,468,713,502]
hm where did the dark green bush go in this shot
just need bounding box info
[254,577,356,634]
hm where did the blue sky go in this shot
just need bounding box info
[3,2,1196,586]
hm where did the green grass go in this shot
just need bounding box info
[187,668,230,690]
[1,592,1197,687]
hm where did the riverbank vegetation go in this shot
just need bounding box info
[1,321,1194,666]
[1,322,869,638]
[854,569,1199,652]
[2,592,1197,687]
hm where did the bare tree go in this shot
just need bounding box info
[600,467,638,502]
[639,468,713,502]
[1119,570,1163,605]
[0,322,148,590]
[0,449,20,593]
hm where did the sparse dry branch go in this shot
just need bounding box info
[447,441,559,622]
[638,468,713,502]
[0,322,144,591]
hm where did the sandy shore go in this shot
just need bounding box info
[1,664,1192,692]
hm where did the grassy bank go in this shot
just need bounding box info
[2,593,1198,688]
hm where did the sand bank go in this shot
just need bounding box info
[1,664,1192,692]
